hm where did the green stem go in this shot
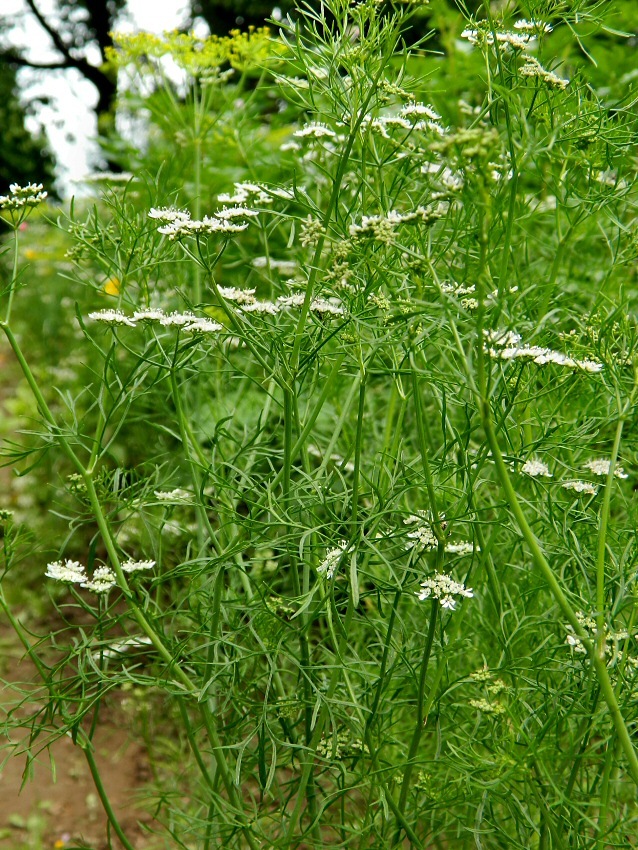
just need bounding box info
[411,358,444,540]
[5,226,19,325]
[394,600,438,841]
[81,740,137,850]
[595,414,625,648]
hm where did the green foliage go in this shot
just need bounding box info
[2,1,638,849]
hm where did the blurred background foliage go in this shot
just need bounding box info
[1,0,637,193]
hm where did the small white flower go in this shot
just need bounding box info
[156,214,251,240]
[485,339,603,373]
[81,566,118,593]
[577,359,604,373]
[310,298,344,316]
[158,311,197,327]
[121,559,155,573]
[88,309,137,327]
[294,122,337,139]
[400,102,441,121]
[154,488,192,502]
[317,540,349,579]
[565,631,587,653]
[182,318,223,334]
[148,207,190,222]
[461,27,532,50]
[218,286,257,304]
[0,182,48,210]
[276,293,306,309]
[514,19,552,34]
[216,205,259,220]
[403,511,444,552]
[445,542,478,555]
[584,459,628,479]
[46,559,87,583]
[561,480,599,496]
[484,329,523,347]
[521,459,552,478]
[240,300,280,315]
[133,308,166,321]
[520,56,568,89]
[416,573,473,610]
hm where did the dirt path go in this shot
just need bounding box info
[0,637,156,850]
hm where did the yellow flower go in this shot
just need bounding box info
[104,277,121,296]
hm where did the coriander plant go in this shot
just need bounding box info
[2,1,638,848]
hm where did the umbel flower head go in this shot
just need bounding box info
[149,205,257,240]
[317,540,350,579]
[0,182,48,211]
[416,573,473,610]
[46,557,155,592]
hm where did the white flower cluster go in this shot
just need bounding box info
[218,182,295,205]
[564,611,633,657]
[252,256,298,275]
[88,308,222,335]
[349,207,438,243]
[363,103,445,139]
[217,286,344,317]
[521,459,552,478]
[121,559,155,572]
[317,540,350,579]
[404,512,438,551]
[445,542,477,556]
[154,488,192,502]
[421,161,464,192]
[0,182,48,210]
[440,280,479,310]
[514,19,552,34]
[520,56,568,89]
[149,206,257,239]
[294,122,337,139]
[46,557,155,593]
[510,454,628,490]
[45,559,87,583]
[416,573,474,609]
[485,329,603,373]
[461,27,533,51]
[0,509,14,522]
[583,459,628,479]
[510,456,627,492]
[403,512,477,556]
[82,565,119,593]
[401,102,441,121]
[562,480,599,496]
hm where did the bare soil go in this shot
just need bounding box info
[0,642,156,850]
